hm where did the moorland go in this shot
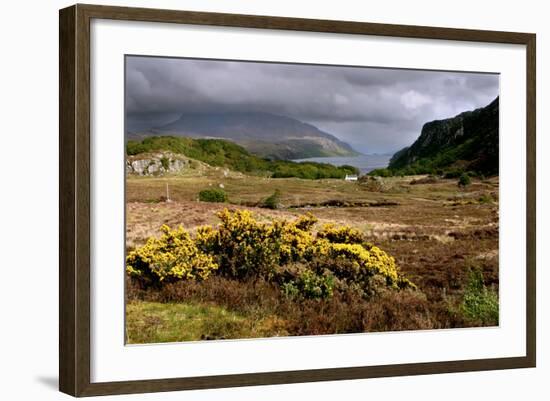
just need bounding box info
[125,98,499,343]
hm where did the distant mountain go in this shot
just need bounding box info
[389,97,499,175]
[127,112,359,160]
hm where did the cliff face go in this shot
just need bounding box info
[389,97,499,174]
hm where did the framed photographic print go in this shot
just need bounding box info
[59,4,536,397]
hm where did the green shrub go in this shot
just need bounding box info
[358,176,386,192]
[369,168,393,177]
[458,172,472,187]
[281,269,334,300]
[460,268,499,325]
[478,194,493,204]
[444,169,464,179]
[263,189,282,209]
[160,156,170,170]
[198,188,228,203]
[280,281,301,299]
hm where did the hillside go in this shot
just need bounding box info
[128,112,359,160]
[126,136,358,179]
[388,97,499,175]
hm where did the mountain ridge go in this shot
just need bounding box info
[127,111,359,160]
[388,97,499,175]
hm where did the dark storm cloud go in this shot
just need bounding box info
[126,56,499,153]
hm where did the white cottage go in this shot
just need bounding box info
[344,174,358,181]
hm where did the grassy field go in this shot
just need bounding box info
[125,166,499,343]
[126,300,290,343]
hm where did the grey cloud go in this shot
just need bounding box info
[125,56,499,153]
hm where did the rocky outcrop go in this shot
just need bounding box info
[126,152,189,176]
[389,97,499,174]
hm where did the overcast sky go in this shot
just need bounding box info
[126,56,499,154]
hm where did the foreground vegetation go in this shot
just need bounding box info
[126,265,497,343]
[126,277,428,343]
[127,136,359,179]
[125,161,499,343]
[127,210,414,299]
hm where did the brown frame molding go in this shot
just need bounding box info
[59,3,536,397]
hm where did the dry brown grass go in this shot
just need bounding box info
[126,201,302,249]
[125,173,499,339]
[127,276,458,337]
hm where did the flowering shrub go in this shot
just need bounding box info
[313,223,416,293]
[276,214,318,265]
[126,225,218,286]
[196,209,281,278]
[317,223,366,244]
[312,241,416,294]
[128,209,414,297]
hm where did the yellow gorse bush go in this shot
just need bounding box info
[317,223,366,244]
[196,209,281,278]
[314,241,400,289]
[275,214,318,264]
[126,224,218,284]
[127,209,415,295]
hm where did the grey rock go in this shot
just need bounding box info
[126,152,190,176]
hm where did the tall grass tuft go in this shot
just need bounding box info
[460,267,499,326]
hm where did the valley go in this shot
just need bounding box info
[124,97,500,343]
[126,167,499,343]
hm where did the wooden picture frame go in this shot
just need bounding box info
[59,3,536,397]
